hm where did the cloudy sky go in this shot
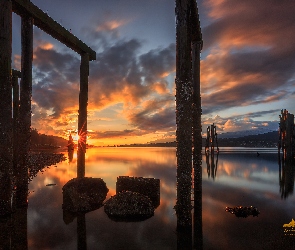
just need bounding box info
[11,0,295,145]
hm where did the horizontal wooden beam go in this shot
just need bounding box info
[12,0,96,61]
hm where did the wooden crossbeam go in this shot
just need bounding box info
[12,0,96,61]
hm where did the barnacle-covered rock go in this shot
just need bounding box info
[225,206,260,218]
[62,177,108,213]
[28,153,66,182]
[116,176,160,208]
[104,191,154,222]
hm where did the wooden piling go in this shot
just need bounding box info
[10,0,96,182]
[175,0,193,228]
[77,53,89,178]
[12,70,21,174]
[15,4,33,207]
[0,0,13,216]
[191,0,203,246]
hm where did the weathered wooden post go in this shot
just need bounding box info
[16,0,33,208]
[191,0,203,247]
[175,0,193,229]
[0,0,13,216]
[77,53,89,178]
[12,70,21,174]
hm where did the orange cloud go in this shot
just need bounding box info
[95,19,128,32]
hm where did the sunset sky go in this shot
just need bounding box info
[11,0,295,146]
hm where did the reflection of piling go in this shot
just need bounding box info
[77,214,87,250]
[11,207,28,249]
[68,149,74,163]
[0,217,11,250]
[206,151,219,180]
[279,152,295,199]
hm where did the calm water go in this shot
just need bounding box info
[23,147,295,249]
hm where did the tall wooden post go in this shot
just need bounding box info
[16,1,33,207]
[12,70,21,174]
[0,0,13,216]
[77,53,89,178]
[192,23,203,250]
[175,0,193,229]
[191,1,203,247]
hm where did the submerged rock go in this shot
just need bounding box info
[62,177,108,213]
[104,191,154,222]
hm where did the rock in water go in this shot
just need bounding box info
[225,206,260,218]
[116,176,160,208]
[104,191,154,222]
[62,177,108,213]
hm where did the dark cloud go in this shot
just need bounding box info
[201,0,295,113]
[128,97,175,132]
[32,47,80,118]
[91,129,139,139]
[31,31,175,137]
[139,44,175,84]
[202,0,295,50]
[234,109,281,119]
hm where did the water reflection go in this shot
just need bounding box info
[68,149,74,163]
[0,207,28,250]
[0,151,65,250]
[279,152,295,199]
[205,151,219,180]
[2,147,295,249]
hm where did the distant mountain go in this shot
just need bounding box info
[214,131,278,147]
[31,128,68,150]
[218,128,278,139]
[117,131,279,148]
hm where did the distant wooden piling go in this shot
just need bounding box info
[279,109,295,159]
[0,0,13,216]
[77,53,89,178]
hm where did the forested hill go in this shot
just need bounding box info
[30,128,68,149]
[216,131,278,147]
[117,131,279,148]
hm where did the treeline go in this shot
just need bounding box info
[31,128,68,149]
[116,131,278,148]
[216,131,278,147]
